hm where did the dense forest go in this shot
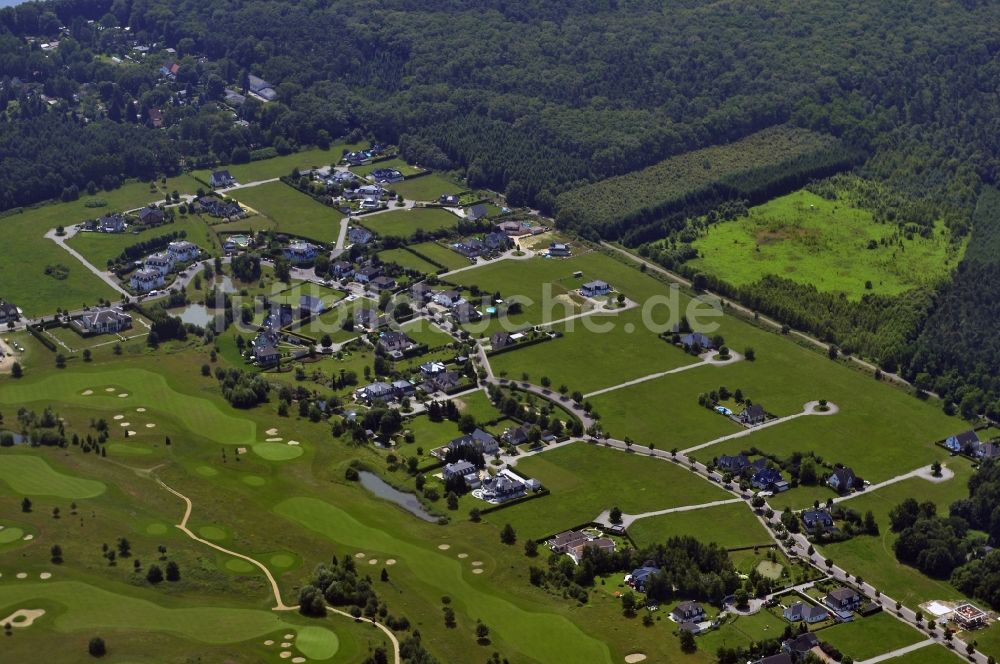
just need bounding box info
[2,0,1000,406]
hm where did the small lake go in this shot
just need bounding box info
[170,304,216,327]
[358,471,437,522]
[0,431,27,445]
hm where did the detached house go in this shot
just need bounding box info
[547,242,571,257]
[501,426,529,446]
[824,587,861,616]
[670,601,705,624]
[946,430,980,453]
[348,227,373,245]
[447,429,500,457]
[453,302,481,324]
[136,205,165,226]
[209,170,235,188]
[144,252,175,276]
[378,331,415,356]
[466,203,488,221]
[782,633,820,659]
[97,214,126,233]
[130,268,164,293]
[76,308,132,335]
[491,331,512,350]
[801,509,834,533]
[354,308,379,329]
[370,168,404,184]
[247,74,277,101]
[783,602,829,624]
[451,238,485,259]
[0,301,20,324]
[479,473,526,503]
[738,404,767,426]
[581,280,611,298]
[751,467,789,493]
[371,276,397,291]
[354,265,382,284]
[626,566,661,592]
[283,241,318,263]
[681,332,714,350]
[716,453,751,474]
[332,261,355,279]
[167,240,200,263]
[433,290,465,308]
[828,466,862,494]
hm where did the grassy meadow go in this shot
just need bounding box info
[231,181,342,244]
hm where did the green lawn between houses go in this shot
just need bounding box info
[406,240,471,270]
[377,246,441,274]
[819,612,926,661]
[66,212,220,269]
[628,502,771,550]
[192,142,365,184]
[358,207,459,238]
[392,174,462,201]
[349,157,424,178]
[230,181,343,244]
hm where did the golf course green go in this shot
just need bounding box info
[295,625,340,660]
[0,455,105,499]
[252,443,303,461]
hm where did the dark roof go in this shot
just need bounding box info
[717,453,749,471]
[784,632,820,653]
[827,587,859,603]
[831,467,857,487]
[681,332,713,348]
[753,467,783,485]
[467,203,488,220]
[759,654,793,664]
[802,509,834,528]
[742,404,766,419]
[953,430,981,446]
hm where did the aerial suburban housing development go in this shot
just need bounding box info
[2,2,1000,663]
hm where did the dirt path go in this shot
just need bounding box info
[583,351,741,399]
[154,477,402,664]
[680,401,837,455]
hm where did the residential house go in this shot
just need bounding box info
[344,150,371,166]
[167,240,200,263]
[195,195,243,219]
[483,231,511,252]
[466,203,488,221]
[147,108,164,128]
[355,265,382,284]
[356,184,384,198]
[348,227,374,245]
[945,430,981,453]
[566,536,614,564]
[97,213,126,233]
[453,302,481,324]
[447,429,499,457]
[253,341,281,366]
[262,305,293,331]
[951,603,988,630]
[783,602,829,624]
[332,261,355,279]
[247,74,277,101]
[755,654,793,664]
[409,282,434,303]
[370,168,404,184]
[824,587,861,615]
[501,426,529,446]
[751,467,788,492]
[433,290,465,308]
[548,531,591,554]
[451,238,485,259]
[671,601,705,624]
[360,195,381,210]
[738,404,767,426]
[130,268,164,292]
[491,331,512,350]
[479,473,526,503]
[581,280,611,297]
[355,381,396,404]
[497,220,533,236]
[378,331,415,355]
[371,276,397,291]
[782,632,820,659]
[626,566,661,592]
[801,509,834,533]
[283,241,318,263]
[716,454,751,474]
[422,370,460,393]
[354,308,379,329]
[547,242,571,257]
[681,332,714,350]
[136,205,165,226]
[980,442,1000,460]
[419,361,446,377]
[0,301,19,324]
[828,466,862,494]
[144,252,175,276]
[224,90,246,106]
[76,308,132,335]
[443,460,479,487]
[439,194,460,206]
[209,170,235,188]
[299,295,325,317]
[391,379,415,398]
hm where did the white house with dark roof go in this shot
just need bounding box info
[97,213,126,233]
[130,268,165,292]
[580,280,611,297]
[828,466,861,494]
[209,170,235,188]
[144,252,175,276]
[0,300,20,324]
[77,308,132,335]
[167,240,200,263]
[283,241,318,263]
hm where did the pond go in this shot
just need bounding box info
[170,304,216,327]
[358,471,437,522]
[0,431,27,445]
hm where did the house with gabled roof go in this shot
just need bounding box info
[581,280,611,298]
[97,213,126,233]
[801,509,834,533]
[828,466,861,494]
[167,240,200,263]
[371,168,404,184]
[209,170,235,188]
[130,268,164,293]
[716,453,750,474]
[738,404,766,426]
[751,467,788,492]
[354,265,382,284]
[671,601,705,624]
[136,205,165,226]
[626,566,661,592]
[783,601,829,624]
[466,203,488,221]
[681,332,714,350]
[447,429,499,457]
[348,227,373,245]
[946,429,980,453]
[354,308,379,329]
[76,308,132,335]
[378,331,414,355]
[144,252,175,276]
[247,74,277,101]
[824,587,861,616]
[282,241,318,263]
[0,300,20,324]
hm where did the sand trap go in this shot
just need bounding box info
[266,437,283,442]
[136,407,146,412]
[105,388,115,392]
[39,572,51,580]
[472,569,484,574]
[0,608,45,628]
[145,423,156,428]
[385,559,397,566]
[127,431,137,436]
[283,633,294,639]
[292,658,306,664]
[368,559,378,565]
[237,447,247,454]
[81,390,93,396]
[22,534,33,541]
[280,652,292,659]
[287,440,300,446]
[281,642,292,648]
[114,415,124,420]
[471,561,483,567]
[15,573,27,579]
[457,553,469,559]
[119,422,130,427]
[624,655,647,663]
[438,544,451,550]
[354,552,366,558]
[118,393,129,398]
[266,428,279,436]
[264,640,274,646]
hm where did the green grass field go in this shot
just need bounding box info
[349,158,424,178]
[377,247,441,273]
[820,612,925,660]
[497,443,730,538]
[887,644,960,664]
[397,319,454,348]
[0,455,105,498]
[358,207,459,238]
[232,182,342,244]
[406,241,471,270]
[392,174,461,201]
[690,189,962,299]
[192,143,364,184]
[66,213,220,269]
[0,175,201,315]
[698,609,788,652]
[627,502,770,549]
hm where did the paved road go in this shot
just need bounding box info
[45,225,129,297]
[583,350,741,399]
[680,401,835,455]
[858,639,936,664]
[834,464,956,505]
[594,497,744,529]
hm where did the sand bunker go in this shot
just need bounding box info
[264,640,274,646]
[438,544,451,550]
[0,608,45,628]
[281,642,292,648]
[22,534,33,541]
[119,422,130,427]
[280,652,291,659]
[287,440,300,446]
[266,428,279,436]
[145,423,156,428]
[283,633,294,639]
[118,393,129,398]
[266,437,282,442]
[368,559,378,565]
[292,658,306,664]
[624,655,647,663]
[472,569,484,574]
[127,431,137,436]
[457,553,469,559]
[39,572,51,580]
[237,447,247,454]
[354,552,366,559]
[114,415,124,420]
[471,561,483,567]
[136,407,146,412]
[105,388,115,392]
[385,559,397,566]
[81,390,93,396]
[15,573,27,579]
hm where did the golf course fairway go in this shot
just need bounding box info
[0,455,105,498]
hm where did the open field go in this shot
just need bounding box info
[349,158,423,178]
[819,612,925,661]
[358,207,458,238]
[498,442,730,538]
[397,319,454,348]
[66,213,220,269]
[377,247,441,273]
[231,182,342,244]
[392,174,461,201]
[627,501,770,549]
[0,455,106,498]
[192,143,364,184]
[889,645,960,664]
[406,241,471,270]
[698,609,788,652]
[690,189,961,299]
[0,176,201,315]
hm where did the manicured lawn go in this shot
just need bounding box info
[392,174,461,201]
[628,502,770,549]
[231,181,342,244]
[398,319,454,349]
[67,213,220,268]
[268,282,345,309]
[496,443,730,538]
[193,143,364,183]
[358,207,458,238]
[349,158,424,178]
[888,644,960,664]
[689,189,963,299]
[407,241,471,270]
[699,609,788,652]
[0,454,106,498]
[0,176,201,316]
[275,496,613,664]
[378,247,441,273]
[968,623,1000,662]
[454,390,504,425]
[820,612,925,660]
